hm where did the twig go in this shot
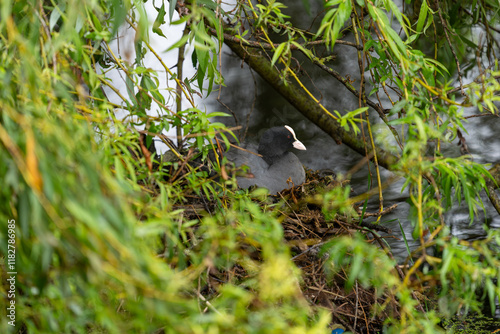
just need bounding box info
[176,26,190,150]
[357,203,398,218]
[216,98,240,134]
[291,240,328,261]
[434,0,465,95]
[139,125,242,142]
[464,112,499,119]
[371,231,426,314]
[308,285,345,299]
[354,282,359,331]
[124,17,195,108]
[208,27,363,50]
[485,163,500,215]
[311,58,387,120]
[193,289,222,315]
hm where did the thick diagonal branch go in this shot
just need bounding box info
[224,39,399,170]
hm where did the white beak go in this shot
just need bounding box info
[293,140,307,151]
[285,125,307,150]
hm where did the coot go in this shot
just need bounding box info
[225,125,307,194]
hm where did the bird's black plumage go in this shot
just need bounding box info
[225,125,306,194]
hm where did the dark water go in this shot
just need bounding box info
[208,2,500,265]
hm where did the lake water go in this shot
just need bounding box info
[206,6,500,263]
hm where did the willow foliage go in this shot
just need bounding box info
[1,0,500,333]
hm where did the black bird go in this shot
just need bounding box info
[225,125,307,194]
